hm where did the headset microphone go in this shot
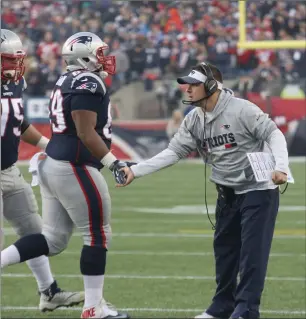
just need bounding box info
[182,92,214,105]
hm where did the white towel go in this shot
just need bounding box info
[28,152,47,187]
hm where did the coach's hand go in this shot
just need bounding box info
[116,167,135,187]
[111,160,127,184]
[272,170,287,185]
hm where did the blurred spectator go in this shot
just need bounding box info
[155,73,183,117]
[25,59,47,96]
[2,7,18,28]
[281,60,300,84]
[2,0,305,98]
[251,60,281,94]
[127,44,146,83]
[19,31,35,56]
[158,36,172,73]
[110,39,130,87]
[36,31,60,62]
[166,109,183,140]
[41,57,62,96]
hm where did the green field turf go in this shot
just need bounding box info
[1,162,305,318]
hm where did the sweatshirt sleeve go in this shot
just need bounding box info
[131,116,197,178]
[167,116,197,158]
[265,128,289,174]
[131,148,180,178]
[240,102,277,141]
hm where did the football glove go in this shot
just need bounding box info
[125,161,137,167]
[111,160,127,184]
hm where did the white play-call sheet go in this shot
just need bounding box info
[247,152,294,184]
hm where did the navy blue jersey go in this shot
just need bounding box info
[1,78,26,170]
[46,70,112,170]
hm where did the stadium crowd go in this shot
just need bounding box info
[2,0,306,96]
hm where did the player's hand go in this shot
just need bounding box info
[272,170,287,185]
[116,166,135,187]
[111,160,127,184]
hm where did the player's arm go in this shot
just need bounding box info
[118,118,197,186]
[241,102,288,184]
[20,120,49,150]
[70,94,123,173]
[71,108,111,161]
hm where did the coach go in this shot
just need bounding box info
[117,62,289,319]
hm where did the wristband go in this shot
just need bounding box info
[36,136,49,150]
[101,152,117,169]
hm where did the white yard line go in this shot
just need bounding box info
[1,306,305,315]
[2,273,305,282]
[61,250,305,257]
[2,228,305,239]
[110,218,305,225]
[122,205,306,215]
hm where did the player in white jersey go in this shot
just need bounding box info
[117,63,288,319]
[1,29,84,311]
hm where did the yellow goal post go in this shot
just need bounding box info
[237,0,306,50]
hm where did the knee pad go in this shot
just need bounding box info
[42,227,70,256]
[80,245,107,275]
[14,233,49,262]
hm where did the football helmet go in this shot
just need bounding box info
[1,29,26,81]
[62,32,116,79]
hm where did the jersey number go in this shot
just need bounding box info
[49,89,112,138]
[103,102,112,139]
[49,89,66,133]
[1,98,24,137]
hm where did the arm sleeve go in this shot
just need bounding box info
[167,117,197,158]
[130,115,197,178]
[70,94,103,112]
[240,102,277,141]
[20,118,30,134]
[265,128,289,174]
[130,148,180,178]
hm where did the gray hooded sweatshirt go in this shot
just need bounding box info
[131,89,288,194]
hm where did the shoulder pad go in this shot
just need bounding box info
[70,72,107,95]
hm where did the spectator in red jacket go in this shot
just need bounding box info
[36,31,60,62]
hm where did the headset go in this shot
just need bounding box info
[200,62,219,97]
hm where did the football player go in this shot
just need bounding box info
[1,29,84,311]
[1,31,128,319]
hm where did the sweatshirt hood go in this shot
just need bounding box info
[196,88,234,124]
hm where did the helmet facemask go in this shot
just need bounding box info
[95,46,116,76]
[1,51,26,82]
[77,45,116,79]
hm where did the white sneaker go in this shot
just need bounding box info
[195,311,220,319]
[39,290,85,312]
[81,299,129,319]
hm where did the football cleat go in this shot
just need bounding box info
[39,280,84,312]
[194,311,220,319]
[81,298,130,318]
